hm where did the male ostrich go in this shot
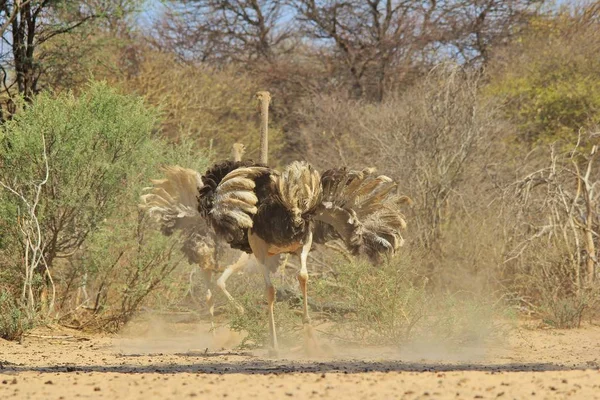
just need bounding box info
[139,143,286,327]
[142,92,408,355]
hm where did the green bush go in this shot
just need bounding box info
[63,140,211,331]
[227,286,300,349]
[219,251,503,350]
[0,81,194,337]
[486,12,600,145]
[315,257,428,345]
[0,289,33,341]
[0,81,161,268]
[67,210,187,331]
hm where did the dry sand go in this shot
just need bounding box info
[1,319,599,399]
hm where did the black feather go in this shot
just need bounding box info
[198,160,266,216]
[198,160,268,253]
[252,190,312,247]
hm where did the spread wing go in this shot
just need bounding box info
[200,161,272,252]
[139,165,206,236]
[140,161,272,254]
[209,166,271,238]
[139,165,218,264]
[313,167,409,263]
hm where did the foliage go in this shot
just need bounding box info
[227,292,300,349]
[317,256,428,345]
[0,82,159,267]
[106,48,286,163]
[0,81,177,336]
[499,138,600,328]
[220,252,503,350]
[0,0,140,111]
[225,271,303,349]
[62,212,185,331]
[486,9,600,145]
[37,31,126,96]
[316,254,504,347]
[56,138,212,331]
[0,289,33,341]
[296,65,504,260]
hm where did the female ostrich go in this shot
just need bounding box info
[139,143,286,327]
[142,92,408,355]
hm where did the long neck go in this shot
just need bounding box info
[257,91,271,165]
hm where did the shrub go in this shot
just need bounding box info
[499,138,600,328]
[63,210,188,331]
[0,81,176,336]
[58,140,212,331]
[0,289,33,341]
[226,285,300,349]
[219,249,503,350]
[317,256,428,345]
[486,7,600,145]
[0,81,160,267]
[105,48,286,163]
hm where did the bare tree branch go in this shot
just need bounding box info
[0,133,54,317]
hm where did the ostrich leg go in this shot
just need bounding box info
[216,252,250,314]
[296,231,320,355]
[201,269,216,334]
[249,231,280,356]
[297,231,313,325]
[262,261,278,356]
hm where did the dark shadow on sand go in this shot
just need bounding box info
[2,353,597,375]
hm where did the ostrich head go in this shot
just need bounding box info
[231,143,246,162]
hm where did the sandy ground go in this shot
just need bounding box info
[1,320,600,400]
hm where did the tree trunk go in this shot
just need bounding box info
[12,1,38,101]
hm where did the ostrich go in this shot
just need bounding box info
[139,142,287,328]
[142,92,408,355]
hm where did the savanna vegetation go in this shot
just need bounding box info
[0,0,599,347]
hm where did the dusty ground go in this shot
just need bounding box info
[1,319,599,399]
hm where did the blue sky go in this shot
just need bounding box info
[134,0,587,32]
[137,0,166,27]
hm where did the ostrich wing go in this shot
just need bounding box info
[139,165,217,265]
[313,167,409,263]
[139,165,206,235]
[207,165,272,250]
[140,162,273,255]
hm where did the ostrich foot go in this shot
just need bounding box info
[268,347,280,358]
[288,324,332,358]
[303,324,321,357]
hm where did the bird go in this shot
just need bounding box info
[141,92,408,356]
[139,143,287,330]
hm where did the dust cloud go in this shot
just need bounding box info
[111,309,506,366]
[113,315,246,356]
